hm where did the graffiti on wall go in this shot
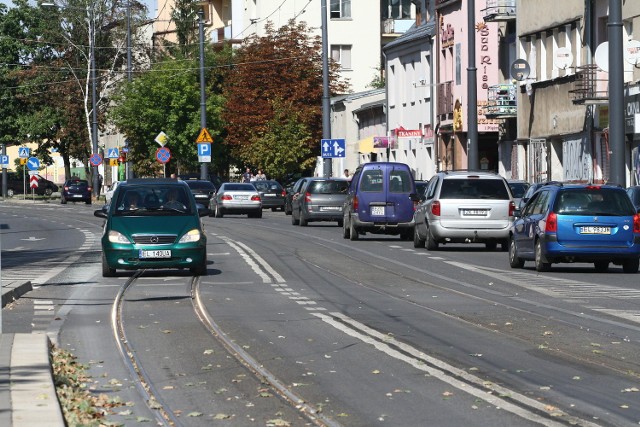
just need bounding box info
[633,147,640,185]
[563,138,592,182]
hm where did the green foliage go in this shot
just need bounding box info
[223,20,349,177]
[239,98,315,180]
[109,51,226,177]
[367,65,386,89]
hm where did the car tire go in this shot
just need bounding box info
[426,228,438,250]
[349,220,359,241]
[86,199,92,205]
[342,216,350,239]
[594,261,609,272]
[285,203,292,215]
[413,226,426,248]
[485,242,497,251]
[7,188,14,197]
[337,219,343,228]
[255,210,263,219]
[271,207,278,212]
[508,236,525,268]
[534,240,551,272]
[291,211,299,225]
[61,197,67,204]
[622,258,639,274]
[44,188,53,197]
[191,257,207,276]
[299,212,307,226]
[215,206,223,218]
[102,254,116,277]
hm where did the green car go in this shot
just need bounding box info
[94,178,209,277]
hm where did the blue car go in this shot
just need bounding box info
[509,183,640,273]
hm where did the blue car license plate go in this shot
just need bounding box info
[579,226,611,235]
[139,249,171,259]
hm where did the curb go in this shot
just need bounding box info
[1,281,33,308]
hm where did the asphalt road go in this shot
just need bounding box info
[2,199,640,426]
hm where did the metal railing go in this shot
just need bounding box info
[570,64,609,105]
[482,0,516,21]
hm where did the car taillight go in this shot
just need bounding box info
[353,195,359,210]
[281,190,286,197]
[509,200,515,217]
[634,214,640,233]
[88,186,92,191]
[221,195,232,200]
[305,192,312,203]
[64,186,69,191]
[431,200,441,216]
[545,212,557,233]
[251,195,261,201]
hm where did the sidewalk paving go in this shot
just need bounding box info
[1,282,65,427]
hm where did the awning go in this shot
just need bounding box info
[358,136,374,153]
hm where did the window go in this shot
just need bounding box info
[382,0,411,19]
[330,0,351,19]
[388,170,412,193]
[331,45,352,69]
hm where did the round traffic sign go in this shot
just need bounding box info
[89,153,103,166]
[27,156,40,171]
[156,146,171,164]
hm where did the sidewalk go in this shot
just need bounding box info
[1,281,65,427]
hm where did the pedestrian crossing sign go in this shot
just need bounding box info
[196,128,213,143]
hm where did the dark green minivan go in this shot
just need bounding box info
[94,178,209,277]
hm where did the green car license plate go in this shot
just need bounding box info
[139,249,171,259]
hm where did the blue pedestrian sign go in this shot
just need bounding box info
[27,157,40,171]
[321,139,346,158]
[18,147,30,158]
[107,147,119,159]
[0,155,8,168]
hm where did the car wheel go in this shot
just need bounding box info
[299,212,308,226]
[349,219,359,241]
[44,188,53,196]
[342,216,350,239]
[413,226,425,248]
[622,258,639,274]
[61,197,67,204]
[102,254,116,277]
[508,236,525,268]
[337,219,343,228]
[426,228,438,250]
[215,205,223,218]
[291,210,299,225]
[7,188,14,197]
[255,210,263,219]
[191,256,207,276]
[594,261,609,272]
[86,199,92,205]
[534,240,551,272]
[271,207,278,212]
[285,203,292,215]
[485,242,497,251]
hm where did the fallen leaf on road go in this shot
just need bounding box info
[203,349,214,355]
[622,387,639,393]
[187,412,203,417]
[161,329,172,334]
[136,416,152,422]
[372,369,381,374]
[213,413,232,419]
[267,419,291,426]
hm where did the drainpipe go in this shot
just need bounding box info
[585,0,596,181]
[383,49,389,162]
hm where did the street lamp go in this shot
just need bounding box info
[198,7,208,181]
[42,1,100,198]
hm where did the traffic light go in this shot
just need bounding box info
[119,152,126,163]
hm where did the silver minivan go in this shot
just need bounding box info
[414,171,515,250]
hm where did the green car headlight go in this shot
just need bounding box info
[108,230,131,244]
[179,229,201,243]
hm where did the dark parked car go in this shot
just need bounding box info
[253,180,286,211]
[61,178,92,204]
[518,181,561,209]
[94,178,208,277]
[184,179,216,209]
[509,183,640,273]
[291,178,349,226]
[342,162,418,241]
[507,179,530,208]
[1,172,58,197]
[285,177,312,215]
[415,180,429,201]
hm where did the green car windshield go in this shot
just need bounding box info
[114,186,194,216]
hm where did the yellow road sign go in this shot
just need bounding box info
[109,159,119,166]
[20,158,27,165]
[196,128,213,143]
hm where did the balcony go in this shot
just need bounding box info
[482,0,516,22]
[485,84,517,118]
[437,81,454,116]
[569,64,609,105]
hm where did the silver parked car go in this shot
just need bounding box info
[291,178,349,226]
[210,183,262,218]
[413,171,516,251]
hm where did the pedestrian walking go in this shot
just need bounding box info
[255,169,267,180]
[98,173,103,195]
[242,167,252,183]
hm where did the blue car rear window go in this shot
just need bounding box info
[555,188,635,216]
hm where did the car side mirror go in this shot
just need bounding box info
[409,193,419,202]
[513,208,521,218]
[94,207,107,218]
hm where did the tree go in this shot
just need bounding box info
[109,50,227,177]
[222,20,349,180]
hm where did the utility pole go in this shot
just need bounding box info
[198,8,208,181]
[467,0,479,170]
[321,0,332,178]
[608,0,625,186]
[125,0,133,179]
[89,3,99,197]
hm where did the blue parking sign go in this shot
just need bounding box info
[0,155,9,167]
[197,143,211,156]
